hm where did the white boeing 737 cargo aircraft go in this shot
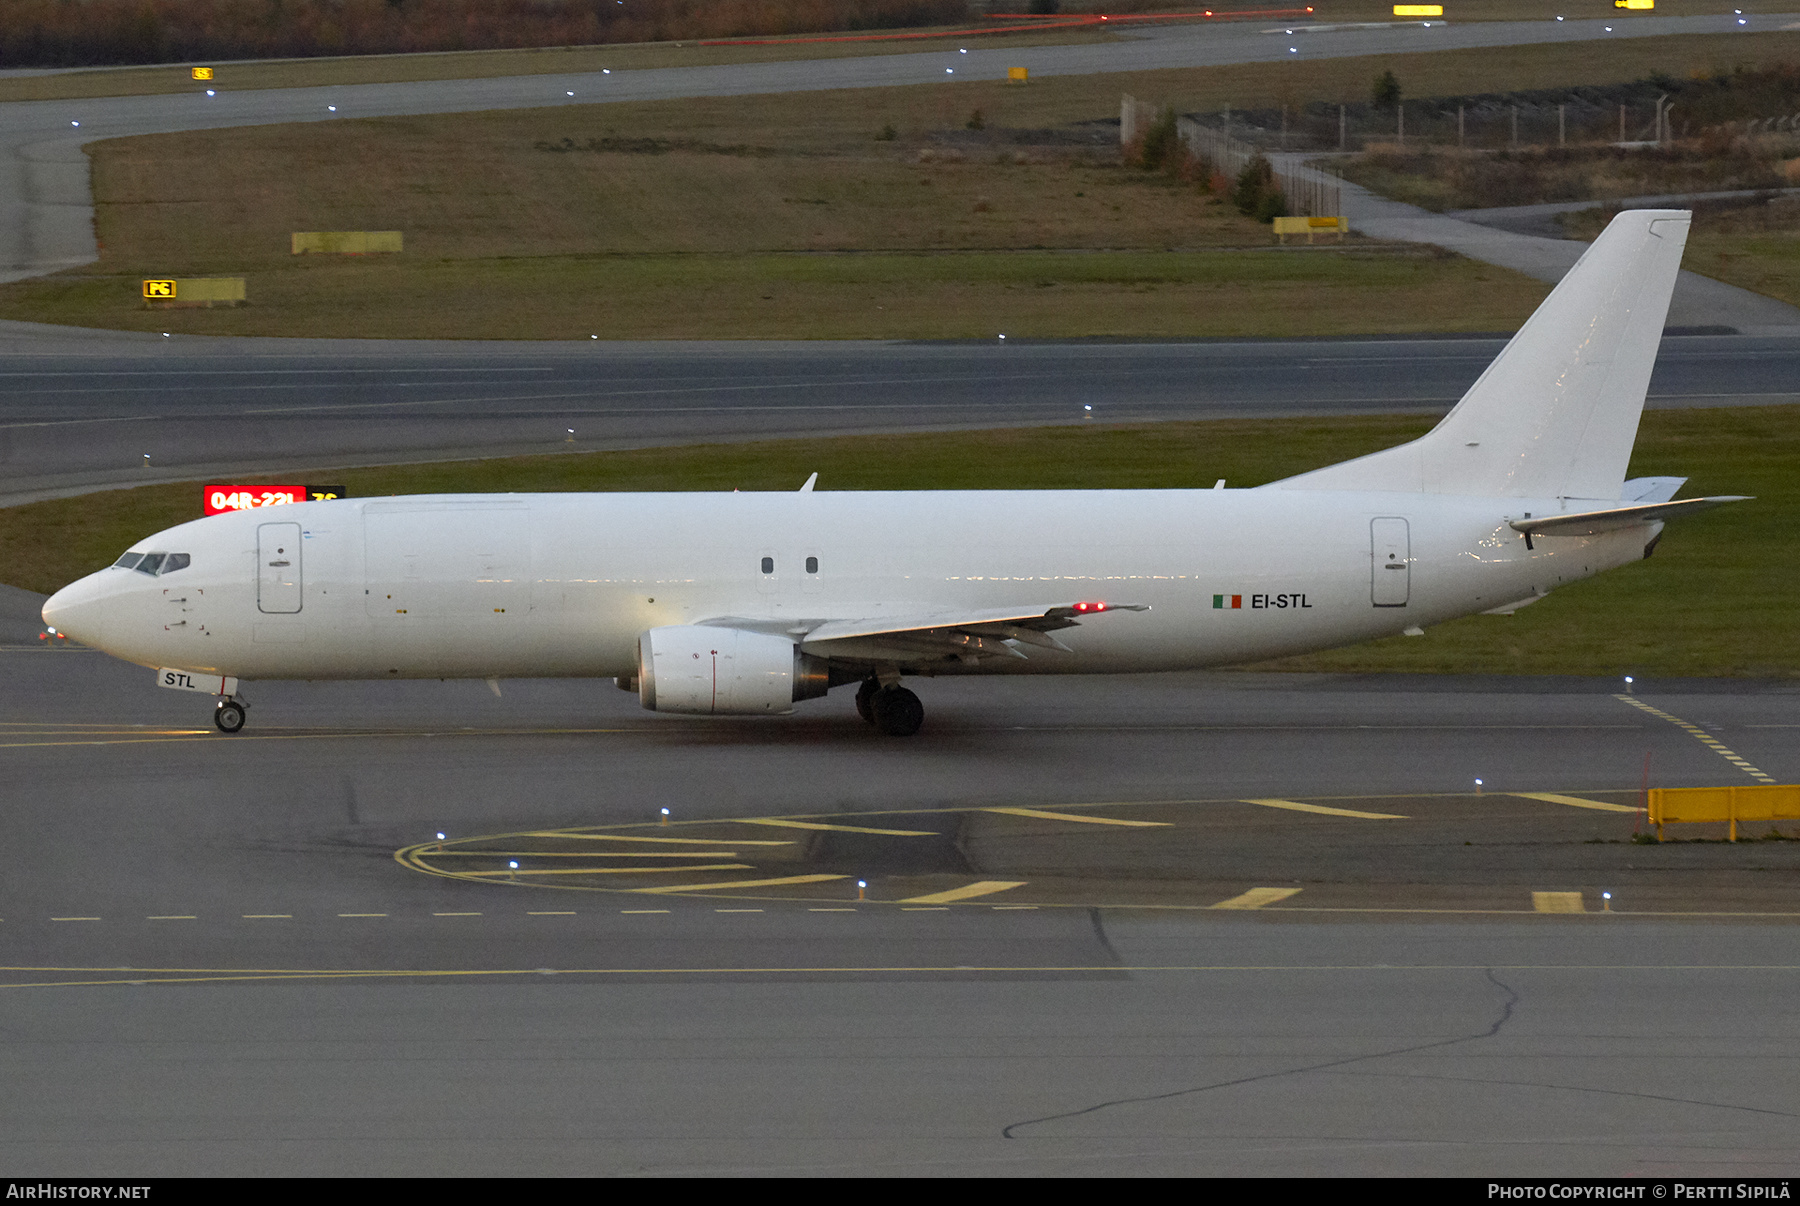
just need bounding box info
[43,211,1745,736]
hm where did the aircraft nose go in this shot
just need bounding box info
[42,573,113,646]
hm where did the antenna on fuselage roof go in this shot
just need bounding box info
[1270,210,1691,501]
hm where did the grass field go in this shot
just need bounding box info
[1340,146,1794,213]
[6,408,1793,679]
[0,249,1539,340]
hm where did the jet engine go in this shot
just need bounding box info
[637,625,828,715]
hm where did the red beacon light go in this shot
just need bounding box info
[1072,601,1109,613]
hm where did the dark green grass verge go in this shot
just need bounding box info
[0,249,1543,341]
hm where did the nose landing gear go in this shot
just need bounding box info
[214,697,247,734]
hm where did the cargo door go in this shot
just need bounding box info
[1371,517,1410,607]
[258,522,303,614]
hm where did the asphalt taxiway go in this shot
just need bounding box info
[5,330,1800,504]
[2,582,1797,1175]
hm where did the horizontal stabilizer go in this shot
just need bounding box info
[1622,476,1687,504]
[1510,495,1750,537]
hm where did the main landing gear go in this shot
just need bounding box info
[855,677,924,737]
[214,697,247,734]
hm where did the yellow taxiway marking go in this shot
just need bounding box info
[521,832,794,846]
[147,915,195,920]
[620,910,669,914]
[901,880,1029,905]
[1243,798,1408,820]
[1532,892,1586,913]
[241,914,291,919]
[0,733,204,749]
[634,873,848,895]
[1211,887,1303,910]
[50,917,100,922]
[527,911,576,916]
[337,913,387,918]
[432,912,481,916]
[1514,792,1638,814]
[0,722,204,735]
[426,850,743,859]
[459,864,752,877]
[714,909,764,913]
[809,908,857,912]
[733,819,938,836]
[1615,696,1777,783]
[983,807,1171,827]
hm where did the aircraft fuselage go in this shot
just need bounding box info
[45,488,1650,682]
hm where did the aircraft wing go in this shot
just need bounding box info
[801,602,1146,661]
[693,602,1147,662]
[1509,495,1751,537]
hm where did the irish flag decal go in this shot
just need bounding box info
[1212,594,1243,609]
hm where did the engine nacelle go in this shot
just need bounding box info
[637,625,828,715]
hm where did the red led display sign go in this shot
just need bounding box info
[203,485,342,516]
[204,485,305,515]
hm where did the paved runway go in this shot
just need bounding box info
[2,591,1798,1174]
[5,330,1800,503]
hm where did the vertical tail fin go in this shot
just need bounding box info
[1273,210,1690,500]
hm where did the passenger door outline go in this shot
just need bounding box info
[1370,517,1410,607]
[257,522,303,614]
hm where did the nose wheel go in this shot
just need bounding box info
[214,698,247,734]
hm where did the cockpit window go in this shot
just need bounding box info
[116,552,190,576]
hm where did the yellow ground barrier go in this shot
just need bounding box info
[1648,784,1800,841]
[1273,216,1345,243]
[141,277,245,308]
[291,231,403,255]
